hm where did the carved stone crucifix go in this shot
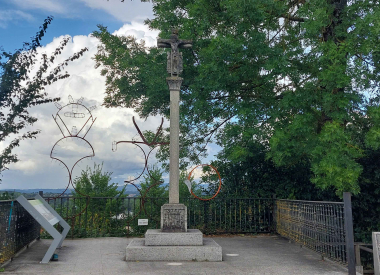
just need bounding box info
[157,29,192,77]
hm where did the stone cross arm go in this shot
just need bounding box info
[157,39,193,49]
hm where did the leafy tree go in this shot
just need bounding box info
[71,163,127,237]
[72,163,126,216]
[93,0,380,196]
[0,16,88,180]
[139,165,168,197]
[0,191,18,200]
[211,139,338,200]
[129,165,167,232]
[73,163,126,197]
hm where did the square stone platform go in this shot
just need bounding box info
[125,228,222,261]
[125,238,222,262]
[145,229,203,246]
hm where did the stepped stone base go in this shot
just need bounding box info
[125,238,222,262]
[145,229,203,246]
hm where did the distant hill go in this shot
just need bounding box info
[1,185,142,195]
[1,189,72,194]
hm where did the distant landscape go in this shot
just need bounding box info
[0,185,141,199]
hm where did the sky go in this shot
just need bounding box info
[0,0,219,190]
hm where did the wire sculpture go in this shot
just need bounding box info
[46,95,221,235]
[114,116,222,214]
[48,96,97,228]
[112,116,169,224]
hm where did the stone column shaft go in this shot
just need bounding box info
[167,77,182,204]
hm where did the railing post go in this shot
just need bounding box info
[343,192,355,275]
[204,200,208,234]
[373,232,380,275]
[272,194,277,233]
[354,243,363,274]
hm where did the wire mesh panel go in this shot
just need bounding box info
[275,199,346,265]
[0,200,40,264]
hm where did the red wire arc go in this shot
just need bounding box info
[187,164,222,201]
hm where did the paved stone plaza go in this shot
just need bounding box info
[2,235,350,275]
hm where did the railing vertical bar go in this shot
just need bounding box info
[219,200,222,233]
[60,198,63,217]
[239,200,242,232]
[84,198,88,237]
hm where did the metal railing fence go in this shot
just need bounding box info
[186,198,274,234]
[0,200,40,264]
[275,199,347,265]
[41,196,274,238]
[0,196,351,268]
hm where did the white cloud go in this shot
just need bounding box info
[113,21,158,46]
[0,10,34,28]
[12,0,68,14]
[0,22,166,189]
[9,0,153,23]
[80,0,153,22]
[12,160,38,174]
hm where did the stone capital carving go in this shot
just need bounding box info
[166,76,183,91]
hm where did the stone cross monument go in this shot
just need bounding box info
[125,30,222,262]
[157,29,192,232]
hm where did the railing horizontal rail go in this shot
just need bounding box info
[276,199,344,205]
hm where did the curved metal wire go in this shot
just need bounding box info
[187,164,222,201]
[113,116,168,224]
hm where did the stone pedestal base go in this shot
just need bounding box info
[125,204,223,262]
[125,238,222,262]
[161,204,187,232]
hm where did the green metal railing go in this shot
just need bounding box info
[41,196,274,238]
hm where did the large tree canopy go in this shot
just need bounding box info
[0,17,88,178]
[93,0,380,196]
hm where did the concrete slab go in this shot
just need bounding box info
[1,235,353,275]
[145,229,203,246]
[126,238,222,261]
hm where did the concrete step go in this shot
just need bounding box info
[125,238,222,262]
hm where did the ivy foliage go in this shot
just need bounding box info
[0,17,88,179]
[94,0,380,196]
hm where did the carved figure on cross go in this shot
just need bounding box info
[157,29,192,77]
